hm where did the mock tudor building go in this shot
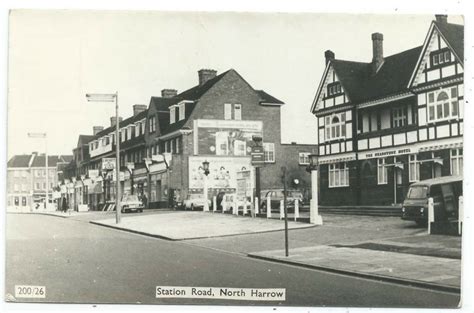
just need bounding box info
[311,15,463,206]
[143,69,315,208]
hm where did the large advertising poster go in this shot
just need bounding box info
[194,119,263,156]
[188,156,253,193]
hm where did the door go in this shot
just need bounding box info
[441,183,456,219]
[156,180,162,202]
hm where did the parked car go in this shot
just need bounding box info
[221,194,251,212]
[183,194,212,210]
[121,194,144,213]
[260,189,304,213]
[401,176,462,226]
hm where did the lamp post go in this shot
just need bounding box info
[86,92,121,224]
[28,132,48,210]
[202,160,210,212]
[252,135,263,208]
[307,153,323,225]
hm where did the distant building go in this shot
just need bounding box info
[310,15,463,206]
[7,152,73,211]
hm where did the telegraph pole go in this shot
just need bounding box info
[282,166,289,257]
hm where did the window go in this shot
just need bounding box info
[35,183,40,190]
[329,163,349,187]
[22,171,27,178]
[135,123,141,136]
[148,116,156,133]
[234,104,242,120]
[377,158,388,184]
[14,197,19,206]
[35,170,40,177]
[170,106,176,124]
[299,152,310,165]
[409,154,420,182]
[327,83,342,96]
[104,136,110,145]
[325,113,346,141]
[14,184,19,192]
[451,148,463,176]
[263,143,275,163]
[427,87,459,122]
[22,184,27,191]
[224,103,232,120]
[179,103,185,121]
[392,107,407,127]
[141,120,146,135]
[22,197,27,206]
[431,50,451,66]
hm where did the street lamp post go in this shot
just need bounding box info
[86,92,121,224]
[202,160,210,212]
[307,154,323,225]
[28,132,48,210]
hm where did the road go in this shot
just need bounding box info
[5,213,460,307]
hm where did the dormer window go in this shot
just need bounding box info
[179,102,185,120]
[170,106,176,124]
[327,82,342,97]
[431,49,451,67]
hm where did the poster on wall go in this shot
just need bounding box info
[189,156,253,192]
[195,119,263,156]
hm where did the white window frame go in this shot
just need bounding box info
[224,103,232,120]
[377,158,388,185]
[298,152,310,165]
[328,163,349,188]
[325,112,346,141]
[234,104,242,120]
[263,143,275,163]
[450,148,463,176]
[392,107,407,128]
[141,120,146,135]
[409,154,420,182]
[427,87,459,123]
[170,106,176,124]
[179,102,185,121]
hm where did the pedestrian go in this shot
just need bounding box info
[141,193,148,209]
[62,197,68,213]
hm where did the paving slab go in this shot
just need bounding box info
[91,211,315,240]
[249,245,460,292]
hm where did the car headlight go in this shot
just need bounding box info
[402,207,405,212]
[420,207,424,213]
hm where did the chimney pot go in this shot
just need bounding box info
[435,14,448,24]
[371,32,384,74]
[133,104,147,116]
[324,50,335,65]
[93,126,104,135]
[161,89,178,98]
[198,69,217,86]
[110,116,123,127]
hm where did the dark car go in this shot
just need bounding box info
[260,189,304,213]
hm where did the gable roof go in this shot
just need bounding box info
[434,21,464,62]
[7,155,32,168]
[77,135,95,147]
[31,155,73,167]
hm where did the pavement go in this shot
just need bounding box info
[91,211,315,240]
[19,209,462,293]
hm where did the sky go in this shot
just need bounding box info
[7,10,464,158]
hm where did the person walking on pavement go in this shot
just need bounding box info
[141,193,148,210]
[62,197,68,213]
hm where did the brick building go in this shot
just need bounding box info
[142,68,315,208]
[310,15,463,206]
[7,152,73,211]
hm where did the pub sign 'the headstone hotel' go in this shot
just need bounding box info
[311,15,464,206]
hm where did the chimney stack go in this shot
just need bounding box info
[133,104,147,116]
[198,69,217,86]
[435,14,448,24]
[325,50,335,65]
[93,126,104,135]
[371,33,384,74]
[161,89,178,98]
[110,116,123,127]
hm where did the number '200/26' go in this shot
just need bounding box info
[17,286,45,295]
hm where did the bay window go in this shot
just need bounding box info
[427,87,459,122]
[325,112,346,141]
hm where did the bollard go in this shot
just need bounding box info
[213,196,217,213]
[280,200,284,220]
[294,199,299,221]
[267,196,271,218]
[459,196,463,235]
[428,197,434,234]
[255,197,259,215]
